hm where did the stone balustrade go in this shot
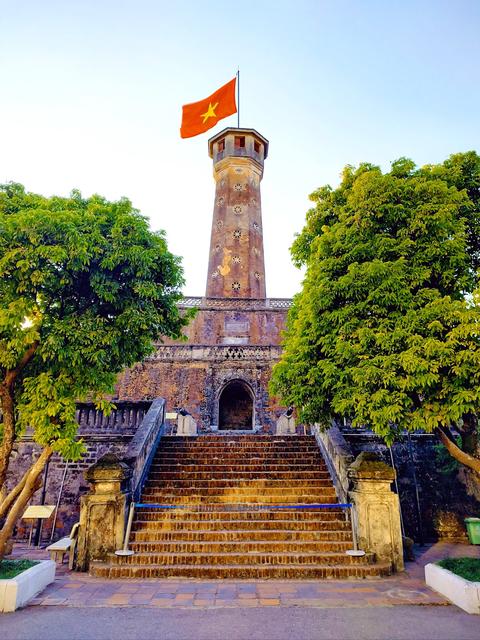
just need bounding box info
[76,398,167,570]
[312,424,404,572]
[311,422,354,503]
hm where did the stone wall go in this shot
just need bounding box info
[116,356,284,432]
[341,427,480,542]
[115,299,290,432]
[7,401,151,543]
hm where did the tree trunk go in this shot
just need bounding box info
[0,446,53,562]
[0,468,29,519]
[0,386,16,491]
[437,425,480,474]
[0,342,39,490]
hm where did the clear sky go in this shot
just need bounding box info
[1,0,479,297]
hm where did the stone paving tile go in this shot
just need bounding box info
[9,541,469,610]
[192,599,214,606]
[105,595,131,605]
[259,598,281,606]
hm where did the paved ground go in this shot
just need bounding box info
[1,604,479,640]
[7,541,477,609]
[1,541,479,639]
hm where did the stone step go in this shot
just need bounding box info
[151,456,328,471]
[109,551,374,567]
[132,519,350,533]
[128,540,353,554]
[133,510,347,523]
[139,496,338,506]
[91,562,391,580]
[141,485,337,496]
[155,450,325,458]
[156,446,323,454]
[157,438,318,445]
[149,464,326,472]
[148,471,332,480]
[130,529,353,542]
[144,479,334,489]
[91,433,386,582]
[165,436,316,441]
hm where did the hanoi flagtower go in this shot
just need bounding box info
[116,127,292,432]
[206,128,268,299]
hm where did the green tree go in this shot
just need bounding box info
[0,183,189,560]
[271,152,480,478]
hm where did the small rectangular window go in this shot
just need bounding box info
[218,139,225,152]
[234,136,245,149]
[254,141,260,153]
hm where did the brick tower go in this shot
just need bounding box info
[116,127,291,432]
[206,128,268,299]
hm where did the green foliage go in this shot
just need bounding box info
[0,559,38,579]
[0,183,189,459]
[271,152,480,445]
[438,557,480,582]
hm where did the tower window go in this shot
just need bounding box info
[234,136,245,149]
[254,140,260,153]
[218,139,225,152]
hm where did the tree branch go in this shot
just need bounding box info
[0,341,39,489]
[437,426,480,474]
[4,340,39,389]
[0,446,53,561]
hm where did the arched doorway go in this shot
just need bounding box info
[218,380,254,430]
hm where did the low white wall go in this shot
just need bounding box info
[0,560,56,612]
[425,563,480,614]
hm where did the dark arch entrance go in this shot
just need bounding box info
[218,381,254,430]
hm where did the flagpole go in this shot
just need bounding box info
[237,68,240,128]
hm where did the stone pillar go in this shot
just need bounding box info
[177,413,197,435]
[76,454,131,571]
[276,413,296,435]
[348,452,404,572]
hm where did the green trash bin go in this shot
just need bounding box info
[465,517,480,544]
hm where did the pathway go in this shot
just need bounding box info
[9,541,478,609]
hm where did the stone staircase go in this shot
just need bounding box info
[91,435,391,579]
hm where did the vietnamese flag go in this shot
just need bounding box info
[180,77,237,139]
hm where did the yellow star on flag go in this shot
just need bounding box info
[201,102,218,124]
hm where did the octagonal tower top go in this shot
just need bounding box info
[208,128,269,167]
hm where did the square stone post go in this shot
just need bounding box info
[177,413,197,435]
[76,454,132,571]
[348,452,404,572]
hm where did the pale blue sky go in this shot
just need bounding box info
[1,0,479,296]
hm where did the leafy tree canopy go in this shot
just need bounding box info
[0,183,189,462]
[271,152,480,471]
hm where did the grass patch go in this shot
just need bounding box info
[438,557,480,582]
[0,559,39,579]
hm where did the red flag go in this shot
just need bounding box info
[180,78,237,139]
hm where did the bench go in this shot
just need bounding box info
[46,523,79,569]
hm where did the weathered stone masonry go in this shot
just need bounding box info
[115,128,291,432]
